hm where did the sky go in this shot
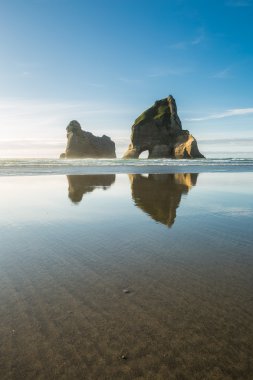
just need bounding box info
[0,0,253,158]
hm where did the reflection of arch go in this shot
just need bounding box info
[67,175,115,203]
[129,173,198,227]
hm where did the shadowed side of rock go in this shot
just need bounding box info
[60,120,116,159]
[123,96,204,159]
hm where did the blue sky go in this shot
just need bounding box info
[0,0,253,157]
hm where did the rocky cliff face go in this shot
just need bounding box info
[123,96,204,159]
[60,120,116,159]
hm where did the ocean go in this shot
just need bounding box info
[1,157,253,176]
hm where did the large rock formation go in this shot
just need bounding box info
[123,96,204,159]
[60,120,116,159]
[129,173,198,227]
[67,175,115,203]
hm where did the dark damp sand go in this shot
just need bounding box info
[0,173,253,380]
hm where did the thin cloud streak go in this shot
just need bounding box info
[185,108,253,121]
[226,0,252,7]
[169,41,186,50]
[0,99,133,115]
[0,98,138,145]
[191,30,205,45]
[0,98,136,129]
[198,137,253,145]
[169,28,205,49]
[148,67,192,77]
[212,67,231,79]
[118,77,142,84]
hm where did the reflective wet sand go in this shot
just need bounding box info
[129,173,198,226]
[0,173,252,379]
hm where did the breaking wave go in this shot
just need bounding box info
[0,158,253,176]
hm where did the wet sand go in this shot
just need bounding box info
[0,173,253,379]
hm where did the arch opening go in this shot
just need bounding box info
[138,150,149,159]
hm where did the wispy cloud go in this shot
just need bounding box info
[169,28,205,49]
[226,0,252,7]
[169,41,187,50]
[118,77,142,84]
[21,71,32,78]
[0,138,66,158]
[0,98,133,118]
[88,83,105,88]
[198,137,253,145]
[0,99,137,157]
[191,29,205,45]
[212,67,232,79]
[185,108,253,121]
[148,67,192,78]
[0,98,137,141]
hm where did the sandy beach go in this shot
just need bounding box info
[0,173,253,379]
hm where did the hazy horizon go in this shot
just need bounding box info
[0,135,253,159]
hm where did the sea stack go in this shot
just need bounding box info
[123,96,204,159]
[60,120,116,159]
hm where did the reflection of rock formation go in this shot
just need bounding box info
[123,96,204,159]
[60,120,116,159]
[129,173,198,227]
[67,175,115,203]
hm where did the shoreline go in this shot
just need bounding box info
[1,157,253,176]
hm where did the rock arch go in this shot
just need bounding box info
[123,96,204,159]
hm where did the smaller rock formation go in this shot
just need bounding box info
[123,96,204,159]
[60,120,116,159]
